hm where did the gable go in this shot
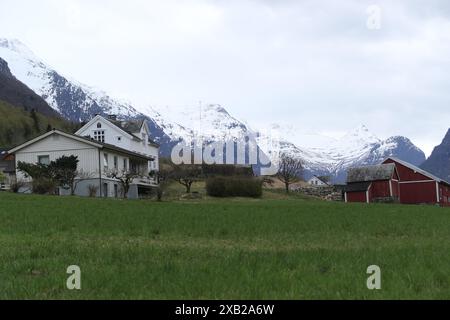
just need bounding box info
[75,115,135,140]
[15,132,98,154]
[383,158,437,182]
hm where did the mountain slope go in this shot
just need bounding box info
[420,129,450,182]
[0,57,77,148]
[0,38,139,122]
[0,100,77,149]
[0,57,60,117]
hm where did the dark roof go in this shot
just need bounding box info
[313,175,330,185]
[344,181,372,192]
[110,119,143,135]
[0,148,9,160]
[347,163,395,183]
[107,118,160,147]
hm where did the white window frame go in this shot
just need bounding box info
[38,155,50,166]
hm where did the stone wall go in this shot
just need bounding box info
[291,186,343,201]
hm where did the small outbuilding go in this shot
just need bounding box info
[382,157,450,206]
[307,175,330,187]
[345,157,450,206]
[344,163,399,203]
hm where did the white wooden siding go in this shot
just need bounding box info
[15,134,100,181]
[77,116,159,170]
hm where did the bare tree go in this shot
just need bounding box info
[72,170,96,196]
[172,164,203,193]
[106,169,139,199]
[151,161,174,201]
[277,154,304,193]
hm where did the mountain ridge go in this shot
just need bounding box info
[0,37,428,182]
[420,129,450,183]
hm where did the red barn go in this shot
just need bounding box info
[382,157,450,206]
[344,163,399,203]
[345,157,450,206]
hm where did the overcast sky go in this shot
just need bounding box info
[1,0,450,156]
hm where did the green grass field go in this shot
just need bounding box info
[1,190,450,299]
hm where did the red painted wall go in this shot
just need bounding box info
[370,180,391,199]
[439,183,450,206]
[383,159,431,182]
[399,181,437,204]
[391,180,399,198]
[346,191,367,203]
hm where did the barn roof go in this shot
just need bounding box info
[385,157,449,185]
[344,181,372,192]
[347,163,395,183]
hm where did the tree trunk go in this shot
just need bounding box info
[186,183,192,193]
[285,182,290,194]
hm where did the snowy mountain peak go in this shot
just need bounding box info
[0,38,38,60]
[343,124,379,142]
[352,124,371,138]
[0,37,142,121]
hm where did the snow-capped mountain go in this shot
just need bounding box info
[0,38,426,181]
[0,38,140,121]
[0,37,175,152]
[0,56,59,117]
[142,103,252,142]
[273,125,426,182]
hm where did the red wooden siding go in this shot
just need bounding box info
[398,181,437,204]
[391,180,399,198]
[383,159,431,182]
[346,191,367,203]
[370,180,391,199]
[439,184,450,206]
[347,158,449,206]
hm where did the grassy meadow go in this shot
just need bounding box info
[0,188,450,299]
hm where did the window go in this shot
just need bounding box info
[123,158,128,171]
[103,153,109,171]
[117,136,122,142]
[97,122,102,128]
[94,130,105,143]
[114,156,118,170]
[142,133,147,145]
[38,155,50,166]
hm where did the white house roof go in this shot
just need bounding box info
[308,175,330,185]
[75,115,160,147]
[8,129,155,161]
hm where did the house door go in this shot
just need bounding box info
[103,183,108,197]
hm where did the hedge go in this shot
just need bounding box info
[206,176,262,198]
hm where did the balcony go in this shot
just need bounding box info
[132,175,158,187]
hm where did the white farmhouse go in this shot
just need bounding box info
[307,175,330,187]
[9,115,160,199]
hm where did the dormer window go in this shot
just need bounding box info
[94,130,105,143]
[97,123,102,129]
